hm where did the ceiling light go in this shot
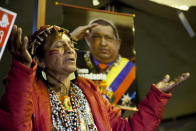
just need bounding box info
[92,0,100,6]
[178,11,195,38]
[149,0,196,11]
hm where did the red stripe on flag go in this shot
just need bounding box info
[113,65,136,104]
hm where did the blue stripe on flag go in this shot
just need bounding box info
[110,61,135,92]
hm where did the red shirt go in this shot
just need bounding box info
[0,59,171,131]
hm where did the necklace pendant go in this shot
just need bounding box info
[63,96,72,110]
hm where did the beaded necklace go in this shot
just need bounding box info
[49,83,97,131]
[84,51,121,74]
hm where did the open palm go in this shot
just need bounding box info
[155,72,190,93]
[7,25,32,67]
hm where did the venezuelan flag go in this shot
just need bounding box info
[106,58,136,104]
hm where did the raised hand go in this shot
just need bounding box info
[155,72,190,93]
[7,25,32,67]
[70,24,97,41]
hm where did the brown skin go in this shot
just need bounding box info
[155,73,190,93]
[70,23,98,41]
[41,32,77,75]
[39,32,77,96]
[7,25,32,67]
[71,24,120,64]
[86,25,121,64]
[7,25,190,97]
[8,25,77,96]
[71,23,190,92]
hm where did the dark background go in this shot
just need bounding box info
[0,0,196,130]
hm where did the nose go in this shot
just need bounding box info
[64,45,74,54]
[100,37,107,46]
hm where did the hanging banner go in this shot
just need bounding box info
[0,7,17,60]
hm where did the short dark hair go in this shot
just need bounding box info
[89,18,119,40]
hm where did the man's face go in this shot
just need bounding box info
[42,33,77,75]
[87,25,120,64]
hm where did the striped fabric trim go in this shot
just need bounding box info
[106,58,136,104]
[106,58,129,87]
[113,65,135,104]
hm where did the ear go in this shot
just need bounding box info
[33,56,46,69]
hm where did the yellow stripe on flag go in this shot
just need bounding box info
[106,58,129,87]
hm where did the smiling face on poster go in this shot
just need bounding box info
[0,7,17,61]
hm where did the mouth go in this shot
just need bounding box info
[100,48,109,53]
[67,57,75,62]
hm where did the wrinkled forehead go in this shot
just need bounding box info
[45,32,71,48]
